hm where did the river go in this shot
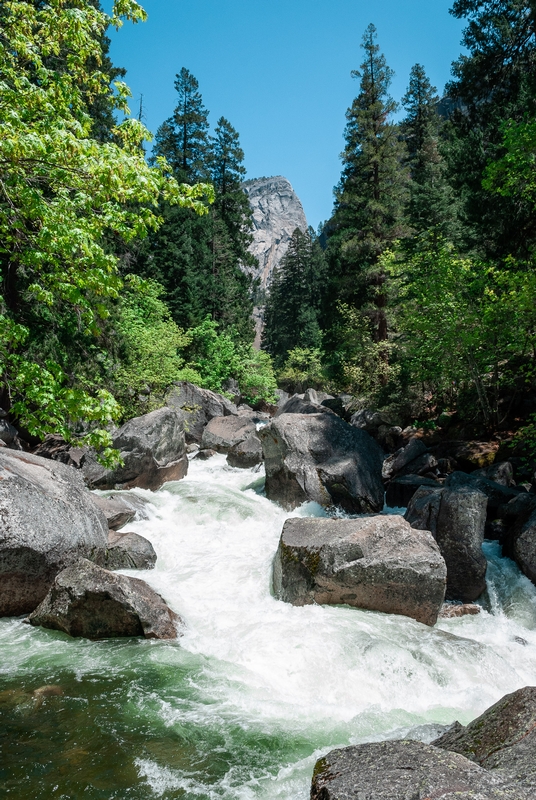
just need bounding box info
[2,454,536,798]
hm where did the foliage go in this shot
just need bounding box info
[113,277,192,418]
[277,347,327,394]
[483,118,536,209]
[0,0,212,454]
[183,318,277,404]
[385,241,536,427]
[262,227,327,366]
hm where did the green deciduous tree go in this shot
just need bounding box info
[0,0,212,455]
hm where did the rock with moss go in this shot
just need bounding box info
[259,412,384,512]
[432,686,536,791]
[165,381,237,444]
[27,559,181,640]
[273,516,446,625]
[310,739,530,799]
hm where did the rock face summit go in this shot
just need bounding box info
[243,176,307,291]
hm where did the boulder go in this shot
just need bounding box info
[27,559,181,639]
[433,686,536,792]
[321,394,361,422]
[0,418,19,447]
[273,516,446,625]
[82,407,188,491]
[405,484,488,602]
[33,434,86,469]
[473,461,516,487]
[100,531,156,570]
[303,388,334,404]
[509,508,536,584]
[90,495,136,530]
[226,432,263,468]
[259,412,384,512]
[449,440,499,470]
[165,381,237,444]
[200,415,257,453]
[446,470,522,518]
[0,450,108,616]
[310,739,529,800]
[385,474,441,508]
[193,448,217,461]
[107,491,152,521]
[275,394,332,417]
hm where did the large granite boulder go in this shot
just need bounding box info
[433,686,536,793]
[0,450,108,616]
[405,484,488,602]
[275,394,332,417]
[226,432,263,468]
[273,516,446,625]
[200,416,257,453]
[311,739,529,800]
[32,433,86,469]
[27,559,181,639]
[165,381,237,444]
[473,461,516,486]
[509,507,536,584]
[446,470,522,519]
[82,407,187,491]
[259,412,384,512]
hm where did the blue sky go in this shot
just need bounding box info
[108,1,466,228]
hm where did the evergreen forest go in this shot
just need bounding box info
[2,0,536,466]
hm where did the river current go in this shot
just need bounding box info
[2,454,536,798]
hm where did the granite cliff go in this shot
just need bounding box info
[242,176,307,345]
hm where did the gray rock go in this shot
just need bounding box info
[385,474,441,508]
[33,434,86,469]
[108,491,152,521]
[82,407,188,491]
[0,418,19,446]
[405,484,488,602]
[260,412,384,512]
[101,531,156,570]
[311,739,528,800]
[27,558,181,639]
[0,450,108,616]
[200,416,257,453]
[446,470,522,518]
[275,394,332,417]
[90,495,135,530]
[391,437,428,475]
[165,381,237,444]
[510,508,536,584]
[321,394,362,422]
[193,448,218,461]
[473,461,515,486]
[226,433,263,468]
[396,450,439,477]
[303,388,334,404]
[433,686,536,792]
[273,516,446,625]
[439,602,481,618]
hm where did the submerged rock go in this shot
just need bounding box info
[0,450,108,616]
[27,559,181,640]
[405,484,488,602]
[273,516,446,625]
[82,407,188,491]
[310,739,529,799]
[259,412,384,512]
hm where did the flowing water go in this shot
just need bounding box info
[2,455,536,798]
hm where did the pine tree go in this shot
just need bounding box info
[445,0,536,258]
[401,64,459,243]
[153,67,210,183]
[326,23,408,343]
[262,227,326,366]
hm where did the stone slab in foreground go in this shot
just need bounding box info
[273,516,446,625]
[311,739,528,799]
[27,559,181,640]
